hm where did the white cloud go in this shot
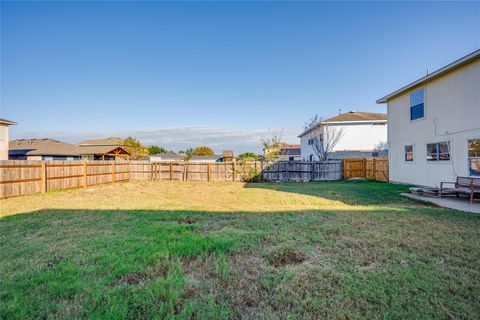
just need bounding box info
[11,125,301,154]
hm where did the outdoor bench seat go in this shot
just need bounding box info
[439,176,480,204]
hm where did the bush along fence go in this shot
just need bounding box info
[0,158,387,199]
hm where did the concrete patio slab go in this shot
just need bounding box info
[401,193,480,214]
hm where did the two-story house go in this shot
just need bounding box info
[377,49,480,187]
[298,111,388,161]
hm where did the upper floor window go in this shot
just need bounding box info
[427,141,450,161]
[468,139,480,176]
[410,88,424,121]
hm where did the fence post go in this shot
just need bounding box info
[83,161,88,188]
[342,159,345,179]
[232,162,235,181]
[40,161,47,193]
[285,161,289,182]
[363,158,367,178]
[207,163,211,182]
[372,158,376,181]
[112,162,116,183]
[185,163,188,181]
[128,160,132,181]
[169,162,173,180]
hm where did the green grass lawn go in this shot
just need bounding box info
[1,181,479,319]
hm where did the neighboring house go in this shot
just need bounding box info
[298,111,388,161]
[9,139,80,160]
[77,137,130,160]
[377,49,480,187]
[263,143,301,161]
[189,155,222,163]
[280,144,302,161]
[0,118,16,160]
[144,152,185,162]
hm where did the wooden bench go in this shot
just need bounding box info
[440,176,480,204]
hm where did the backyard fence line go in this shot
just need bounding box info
[0,158,388,199]
[261,160,342,182]
[342,157,389,182]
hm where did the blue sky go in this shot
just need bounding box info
[2,1,479,153]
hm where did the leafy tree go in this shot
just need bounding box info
[192,146,215,156]
[148,145,167,155]
[123,136,147,160]
[261,129,284,161]
[238,152,260,160]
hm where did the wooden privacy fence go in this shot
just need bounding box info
[0,160,266,199]
[342,158,389,182]
[261,161,342,182]
[1,158,387,199]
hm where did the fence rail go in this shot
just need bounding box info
[342,157,388,182]
[1,158,387,199]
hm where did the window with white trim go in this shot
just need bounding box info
[405,145,413,161]
[426,142,450,161]
[468,139,480,176]
[410,88,424,120]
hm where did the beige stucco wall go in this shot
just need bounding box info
[387,59,480,187]
[0,124,9,160]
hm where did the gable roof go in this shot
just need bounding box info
[0,118,17,125]
[377,49,480,103]
[9,139,78,156]
[189,155,221,161]
[76,137,130,155]
[77,137,124,146]
[323,111,387,123]
[149,152,184,160]
[298,111,387,137]
[76,145,130,155]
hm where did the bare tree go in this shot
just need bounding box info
[310,125,345,161]
[261,128,284,161]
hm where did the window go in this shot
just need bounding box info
[405,145,413,161]
[410,88,424,120]
[426,142,450,161]
[468,139,480,176]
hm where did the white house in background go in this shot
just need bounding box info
[377,49,480,187]
[189,155,223,163]
[144,152,185,162]
[0,118,17,160]
[298,111,388,161]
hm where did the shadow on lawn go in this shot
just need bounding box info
[244,180,414,205]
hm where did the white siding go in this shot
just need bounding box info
[0,124,9,160]
[387,59,480,187]
[300,122,387,161]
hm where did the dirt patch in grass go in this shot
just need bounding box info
[176,218,197,224]
[267,245,306,267]
[45,255,64,268]
[115,272,149,286]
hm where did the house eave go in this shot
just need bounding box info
[376,49,480,104]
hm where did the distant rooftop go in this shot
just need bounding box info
[77,137,124,146]
[9,138,78,156]
[149,152,184,159]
